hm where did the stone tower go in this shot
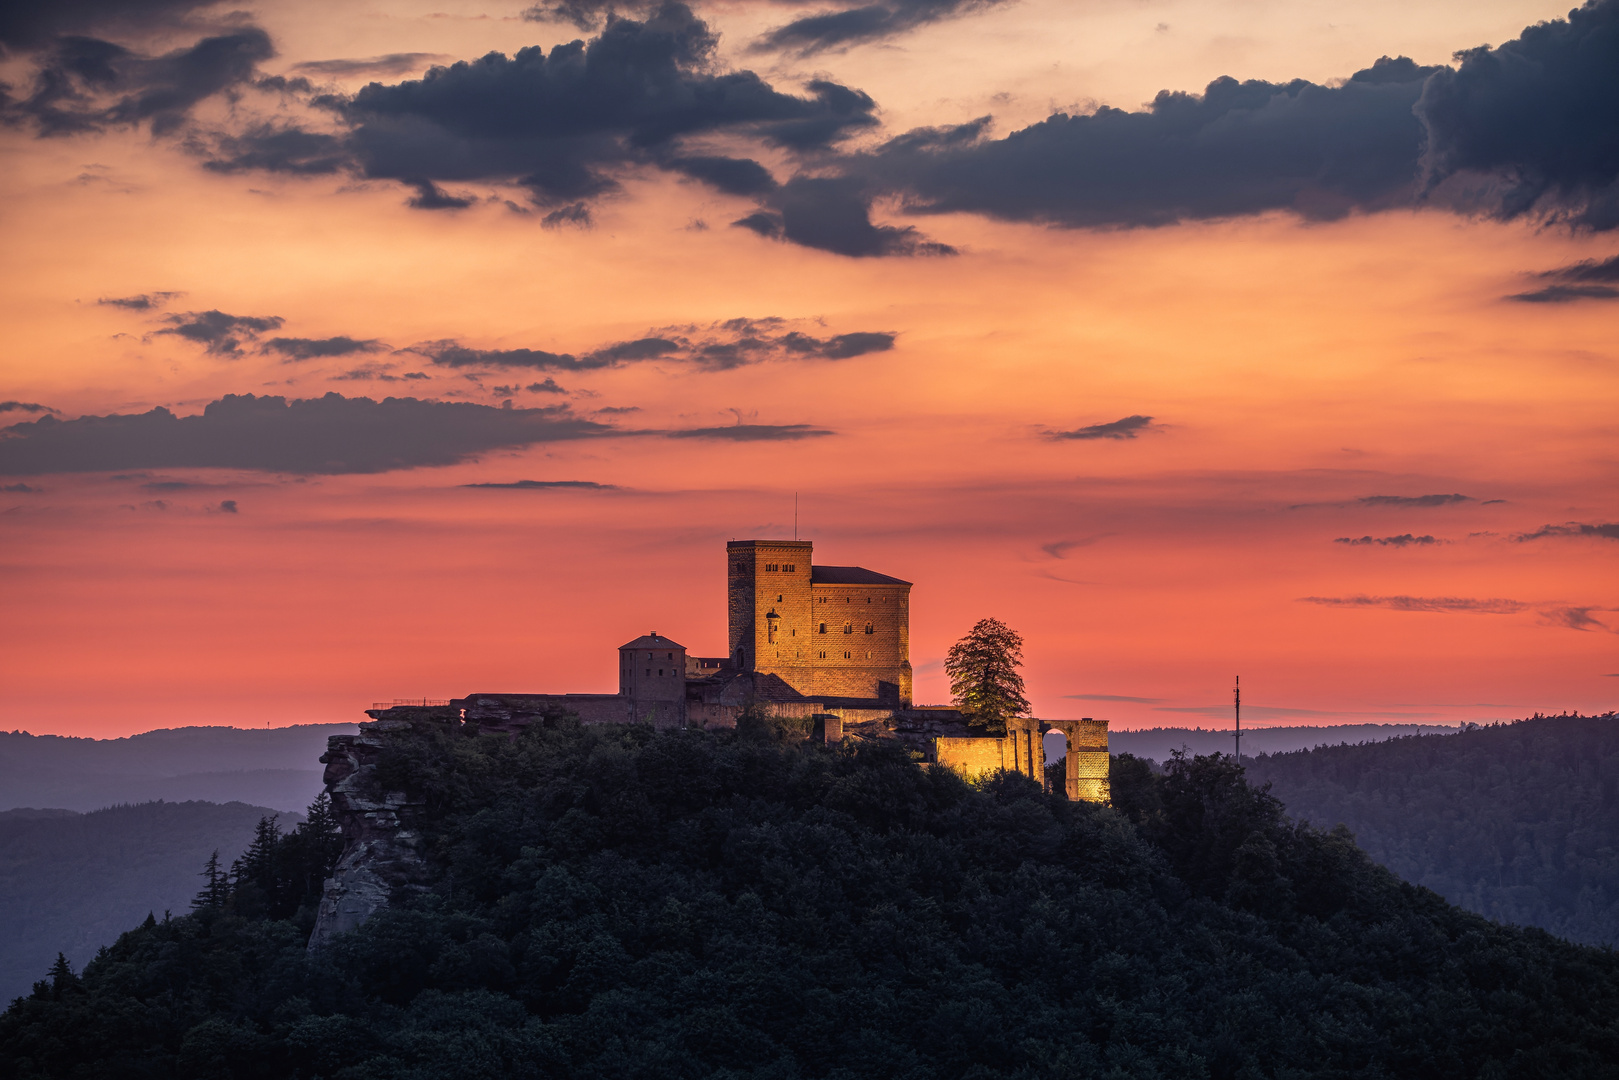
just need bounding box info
[727,539,913,706]
[727,540,814,676]
[619,632,686,703]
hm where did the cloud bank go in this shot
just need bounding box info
[0,393,615,475]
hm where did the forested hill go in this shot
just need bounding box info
[5,715,1618,1079]
[0,801,299,1005]
[1245,712,1619,946]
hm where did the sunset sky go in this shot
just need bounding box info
[1,0,1614,738]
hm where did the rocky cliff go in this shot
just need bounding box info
[307,710,452,948]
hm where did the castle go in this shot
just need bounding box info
[370,539,1109,802]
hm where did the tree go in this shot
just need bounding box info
[945,617,1030,735]
[191,850,230,910]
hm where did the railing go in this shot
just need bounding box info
[370,698,452,709]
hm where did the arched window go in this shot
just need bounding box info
[843,622,852,634]
[864,622,873,634]
[818,623,826,634]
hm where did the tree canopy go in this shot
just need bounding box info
[944,617,1030,735]
[4,718,1617,1079]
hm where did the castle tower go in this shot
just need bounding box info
[727,539,913,707]
[619,632,686,704]
[727,540,814,679]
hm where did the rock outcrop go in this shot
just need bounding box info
[307,710,450,949]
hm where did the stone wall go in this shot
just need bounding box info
[458,694,685,733]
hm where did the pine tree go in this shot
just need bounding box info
[232,815,282,893]
[945,617,1031,736]
[192,849,230,910]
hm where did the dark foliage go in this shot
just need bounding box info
[1246,712,1619,945]
[4,720,1618,1078]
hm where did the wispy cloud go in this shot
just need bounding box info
[1508,254,1619,302]
[1538,606,1612,632]
[1066,693,1165,703]
[1041,537,1105,558]
[1292,493,1475,510]
[1045,415,1155,441]
[460,480,618,490]
[1299,595,1528,614]
[98,292,183,311]
[1514,521,1619,542]
[1334,534,1444,546]
[666,423,834,442]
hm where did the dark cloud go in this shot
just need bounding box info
[733,176,955,257]
[405,179,475,210]
[857,56,1441,230]
[0,392,615,475]
[1360,493,1472,507]
[411,322,891,373]
[527,380,567,394]
[218,498,237,512]
[1508,283,1619,302]
[154,310,284,356]
[524,0,1007,52]
[1046,415,1155,441]
[1416,0,1619,230]
[290,53,450,79]
[1515,521,1619,542]
[0,0,223,50]
[1334,534,1444,546]
[541,202,592,228]
[756,0,1009,55]
[262,336,384,360]
[1299,595,1528,614]
[2,483,44,493]
[1508,253,1619,302]
[461,479,617,489]
[1542,254,1619,282]
[666,423,834,441]
[200,124,350,175]
[97,291,182,310]
[1539,606,1610,631]
[241,4,878,210]
[10,28,274,136]
[667,154,778,196]
[0,401,59,414]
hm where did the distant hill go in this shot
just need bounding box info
[1245,713,1619,946]
[0,724,355,813]
[1088,723,1460,763]
[0,800,299,1004]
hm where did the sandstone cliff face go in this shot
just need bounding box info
[307,713,444,949]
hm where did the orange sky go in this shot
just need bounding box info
[1,0,1614,737]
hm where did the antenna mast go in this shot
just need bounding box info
[794,492,798,540]
[1234,675,1242,764]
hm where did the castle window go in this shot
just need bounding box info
[843,651,852,659]
[843,623,852,634]
[734,563,744,574]
[645,669,650,676]
[658,669,663,676]
[818,651,826,659]
[864,622,873,634]
[667,653,673,660]
[818,623,826,634]
[783,564,795,572]
[777,595,783,602]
